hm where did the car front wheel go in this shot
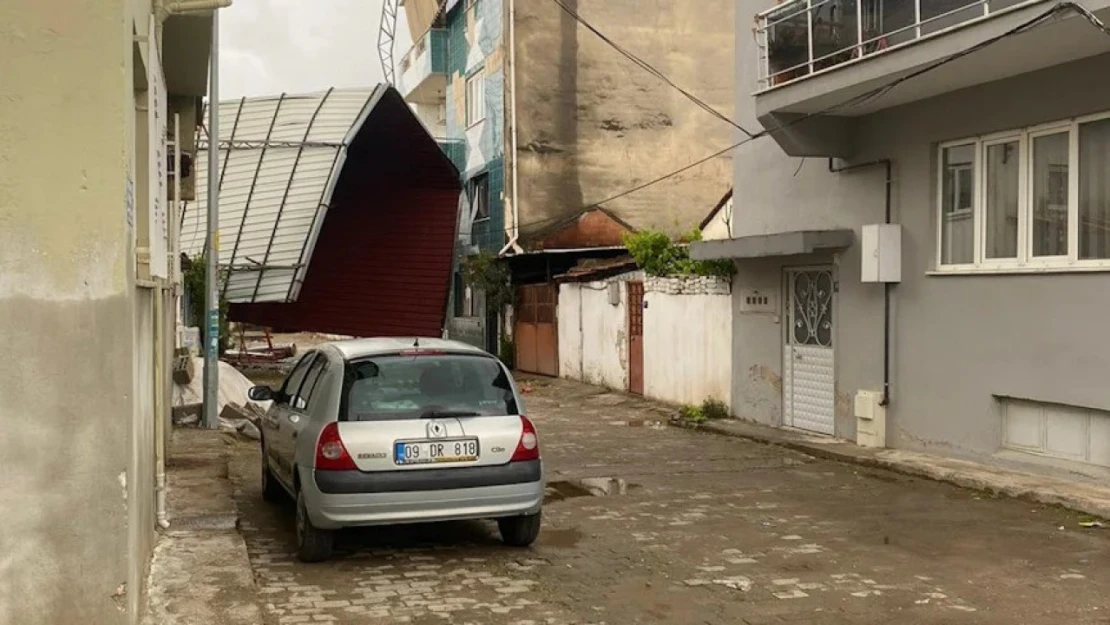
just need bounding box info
[498,511,542,547]
[295,490,334,562]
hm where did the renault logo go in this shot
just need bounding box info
[427,421,447,438]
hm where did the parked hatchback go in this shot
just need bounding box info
[249,338,543,562]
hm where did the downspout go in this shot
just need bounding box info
[498,0,523,256]
[154,289,170,529]
[828,158,893,408]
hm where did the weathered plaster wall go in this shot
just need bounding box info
[0,1,148,623]
[643,276,733,408]
[558,274,642,389]
[514,0,735,242]
[732,0,1110,461]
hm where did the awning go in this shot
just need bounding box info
[181,87,380,304]
[689,229,854,261]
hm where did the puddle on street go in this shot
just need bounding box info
[546,477,640,502]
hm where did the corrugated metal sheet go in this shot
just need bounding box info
[181,87,380,303]
[226,86,464,338]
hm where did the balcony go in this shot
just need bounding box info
[399,28,448,105]
[752,0,1110,156]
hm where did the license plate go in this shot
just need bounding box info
[394,438,479,465]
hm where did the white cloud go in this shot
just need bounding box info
[218,0,412,98]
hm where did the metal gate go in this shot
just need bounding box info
[628,281,644,395]
[515,283,558,376]
[783,267,835,435]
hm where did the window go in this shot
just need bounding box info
[469,173,489,221]
[936,112,1110,272]
[299,356,328,411]
[465,71,485,127]
[342,354,517,422]
[279,353,316,407]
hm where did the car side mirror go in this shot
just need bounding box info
[248,385,274,401]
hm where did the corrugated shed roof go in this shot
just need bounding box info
[181,87,381,304]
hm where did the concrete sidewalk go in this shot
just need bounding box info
[698,417,1110,520]
[143,429,263,625]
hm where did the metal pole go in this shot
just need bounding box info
[203,11,220,429]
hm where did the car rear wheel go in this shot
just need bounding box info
[295,490,334,562]
[260,443,285,503]
[498,511,542,547]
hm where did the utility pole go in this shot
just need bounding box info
[203,11,221,429]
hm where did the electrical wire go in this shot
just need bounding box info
[460,1,1110,240]
[547,0,755,138]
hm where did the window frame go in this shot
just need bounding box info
[469,173,490,222]
[465,70,485,128]
[934,111,1110,274]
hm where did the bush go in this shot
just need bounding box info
[623,228,734,278]
[183,253,230,355]
[679,404,707,424]
[700,398,730,420]
[499,334,516,370]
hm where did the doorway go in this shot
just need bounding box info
[782,267,835,435]
[627,281,644,395]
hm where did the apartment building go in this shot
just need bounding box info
[0,1,219,623]
[399,0,736,364]
[691,0,1110,473]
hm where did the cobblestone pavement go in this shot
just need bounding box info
[229,377,1110,625]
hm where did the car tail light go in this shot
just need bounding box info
[315,422,357,471]
[511,416,540,462]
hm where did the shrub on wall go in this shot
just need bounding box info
[183,253,230,355]
[623,229,734,278]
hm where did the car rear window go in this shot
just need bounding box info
[341,353,519,421]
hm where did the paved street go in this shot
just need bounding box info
[229,377,1110,625]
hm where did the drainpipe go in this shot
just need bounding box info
[498,0,523,257]
[154,288,171,529]
[828,158,893,408]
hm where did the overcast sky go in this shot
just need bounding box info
[219,0,413,98]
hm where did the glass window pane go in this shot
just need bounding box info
[1032,133,1069,257]
[941,144,975,265]
[1079,118,1110,260]
[984,141,1019,259]
[920,0,984,36]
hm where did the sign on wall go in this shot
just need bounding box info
[147,16,169,279]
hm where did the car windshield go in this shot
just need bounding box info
[342,353,519,421]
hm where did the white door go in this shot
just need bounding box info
[783,268,836,435]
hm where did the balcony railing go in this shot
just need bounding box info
[754,0,1037,90]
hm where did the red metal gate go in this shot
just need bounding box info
[628,281,644,395]
[515,284,558,376]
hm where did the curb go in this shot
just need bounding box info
[690,420,1110,521]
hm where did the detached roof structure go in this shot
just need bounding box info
[182,85,461,338]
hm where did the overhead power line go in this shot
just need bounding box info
[547,0,755,138]
[467,1,1110,240]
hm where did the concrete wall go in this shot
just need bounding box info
[643,277,732,407]
[0,1,159,623]
[513,0,735,242]
[732,0,1110,461]
[558,279,630,390]
[559,273,732,406]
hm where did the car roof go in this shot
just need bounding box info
[323,337,492,361]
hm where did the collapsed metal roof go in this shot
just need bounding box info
[181,87,380,304]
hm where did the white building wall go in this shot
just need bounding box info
[558,273,732,407]
[643,276,732,407]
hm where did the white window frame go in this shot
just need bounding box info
[934,111,1110,274]
[465,70,485,128]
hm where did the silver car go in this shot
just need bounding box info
[248,338,543,562]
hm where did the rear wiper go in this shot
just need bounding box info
[419,410,481,419]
